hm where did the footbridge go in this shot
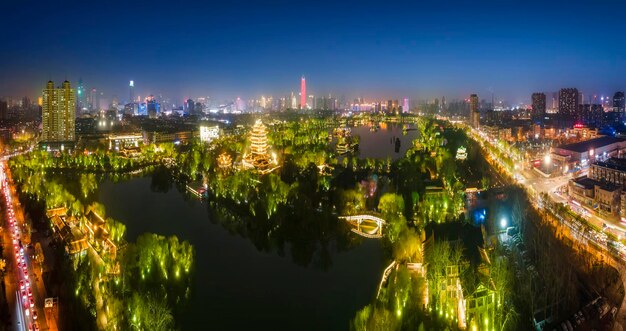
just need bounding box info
[339,214,386,239]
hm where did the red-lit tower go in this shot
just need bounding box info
[300,75,306,109]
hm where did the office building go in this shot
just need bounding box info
[42,80,76,142]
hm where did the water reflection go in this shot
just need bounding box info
[100,174,385,330]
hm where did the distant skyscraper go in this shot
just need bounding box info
[42,80,75,142]
[129,80,134,103]
[300,76,306,109]
[470,94,479,128]
[531,93,546,124]
[76,78,85,112]
[290,92,297,109]
[147,96,159,118]
[402,98,409,113]
[186,98,194,114]
[89,88,97,111]
[613,91,625,113]
[558,88,579,115]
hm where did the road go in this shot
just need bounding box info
[1,162,49,331]
[465,124,626,330]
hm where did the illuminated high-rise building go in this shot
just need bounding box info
[470,94,479,128]
[558,88,579,128]
[300,76,306,109]
[558,88,579,116]
[402,98,409,113]
[129,80,134,103]
[42,80,76,142]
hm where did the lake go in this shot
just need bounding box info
[98,176,386,330]
[350,123,419,160]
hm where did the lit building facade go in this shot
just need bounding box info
[242,120,278,173]
[199,125,219,143]
[558,88,579,127]
[42,80,76,142]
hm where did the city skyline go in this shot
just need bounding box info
[2,0,626,102]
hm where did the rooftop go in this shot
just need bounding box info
[593,157,626,172]
[572,176,620,191]
[556,136,626,153]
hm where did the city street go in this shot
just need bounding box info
[469,124,626,330]
[1,162,49,331]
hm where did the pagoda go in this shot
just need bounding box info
[242,120,278,174]
[217,152,233,172]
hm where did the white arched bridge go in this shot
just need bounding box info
[339,214,387,238]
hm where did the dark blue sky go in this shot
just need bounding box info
[1,0,626,104]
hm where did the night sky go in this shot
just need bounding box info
[1,0,626,103]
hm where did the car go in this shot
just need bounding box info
[25,279,29,288]
[31,310,37,320]
[33,322,39,331]
[19,248,24,256]
[27,288,32,297]
[27,322,33,331]
[19,280,24,290]
[29,297,34,308]
[23,269,28,279]
[21,290,27,302]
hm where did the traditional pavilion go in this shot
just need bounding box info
[217,152,233,172]
[242,119,278,174]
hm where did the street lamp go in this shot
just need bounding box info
[500,217,508,229]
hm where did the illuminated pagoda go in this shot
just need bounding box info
[242,119,278,174]
[456,146,467,160]
[217,152,233,172]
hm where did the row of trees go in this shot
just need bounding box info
[9,154,194,330]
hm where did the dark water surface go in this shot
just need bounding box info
[352,123,419,160]
[98,177,385,330]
